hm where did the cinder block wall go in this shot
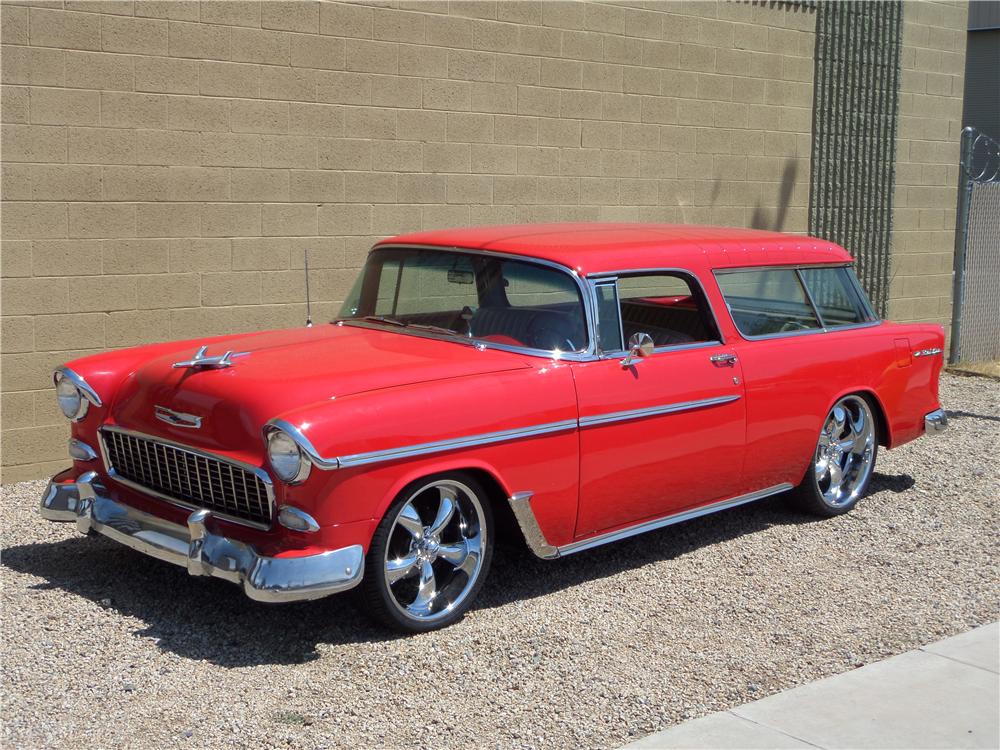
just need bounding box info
[0,1,965,483]
[889,0,968,328]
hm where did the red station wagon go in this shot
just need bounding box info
[41,224,947,631]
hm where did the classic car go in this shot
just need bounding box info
[40,223,948,632]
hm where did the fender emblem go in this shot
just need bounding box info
[155,406,203,429]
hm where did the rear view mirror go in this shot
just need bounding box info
[621,332,654,368]
[447,269,474,284]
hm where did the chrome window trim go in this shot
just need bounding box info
[98,425,276,530]
[795,268,826,327]
[591,278,624,356]
[509,482,794,559]
[713,263,883,341]
[341,244,598,361]
[273,394,741,471]
[586,267,727,352]
[595,339,723,359]
[338,319,594,362]
[578,394,741,428]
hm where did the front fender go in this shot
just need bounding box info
[272,363,580,543]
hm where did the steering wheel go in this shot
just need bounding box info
[526,317,576,351]
[779,320,811,332]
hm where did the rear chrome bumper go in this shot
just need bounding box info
[924,408,948,435]
[39,471,363,603]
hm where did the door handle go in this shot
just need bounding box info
[710,353,738,366]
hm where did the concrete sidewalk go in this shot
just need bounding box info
[625,622,999,749]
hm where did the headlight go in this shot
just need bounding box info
[55,372,87,420]
[267,429,311,484]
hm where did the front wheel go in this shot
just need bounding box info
[792,395,878,516]
[361,473,494,632]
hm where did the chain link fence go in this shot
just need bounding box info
[950,128,1000,364]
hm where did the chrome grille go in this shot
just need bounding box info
[101,428,273,527]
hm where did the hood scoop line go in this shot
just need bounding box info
[172,345,248,370]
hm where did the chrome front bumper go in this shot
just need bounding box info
[924,408,949,435]
[39,472,363,603]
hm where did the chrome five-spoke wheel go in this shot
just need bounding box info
[362,474,493,631]
[794,395,878,516]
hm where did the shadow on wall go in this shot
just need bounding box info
[750,160,799,232]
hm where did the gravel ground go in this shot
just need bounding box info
[2,373,998,750]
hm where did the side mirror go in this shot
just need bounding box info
[620,332,654,368]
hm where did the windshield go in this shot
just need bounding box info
[339,248,588,353]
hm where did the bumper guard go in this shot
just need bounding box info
[39,472,363,603]
[924,408,948,435]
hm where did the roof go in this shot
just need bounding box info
[376,223,853,277]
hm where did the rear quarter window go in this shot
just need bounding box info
[716,266,876,338]
[716,269,822,337]
[799,267,874,326]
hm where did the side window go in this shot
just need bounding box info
[799,267,874,326]
[615,273,720,349]
[595,282,622,352]
[716,269,822,336]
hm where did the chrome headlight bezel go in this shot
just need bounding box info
[266,428,312,485]
[54,368,102,422]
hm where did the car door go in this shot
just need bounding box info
[571,271,747,538]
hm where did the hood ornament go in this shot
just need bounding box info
[172,345,246,370]
[155,405,202,429]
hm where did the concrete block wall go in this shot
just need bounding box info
[0,1,967,482]
[0,0,820,482]
[889,0,968,328]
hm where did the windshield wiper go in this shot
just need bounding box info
[359,315,406,327]
[406,322,463,337]
[351,316,466,340]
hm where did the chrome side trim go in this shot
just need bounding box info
[39,475,363,603]
[508,492,559,559]
[335,419,579,470]
[913,348,943,358]
[54,366,103,407]
[557,483,794,557]
[578,394,741,428]
[272,394,742,471]
[266,418,339,469]
[98,425,276,531]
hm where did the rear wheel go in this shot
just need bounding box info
[361,473,493,632]
[792,395,878,516]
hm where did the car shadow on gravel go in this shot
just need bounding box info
[3,477,912,667]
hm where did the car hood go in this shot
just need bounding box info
[108,324,530,456]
